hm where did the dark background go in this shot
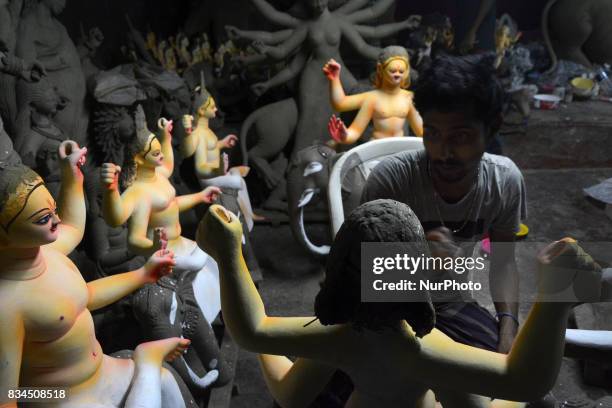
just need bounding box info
[59,0,550,51]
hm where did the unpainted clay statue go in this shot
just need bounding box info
[324,46,424,145]
[0,114,20,165]
[542,0,612,71]
[198,200,606,408]
[100,106,232,390]
[16,0,89,142]
[0,140,193,408]
[230,0,421,156]
[13,77,67,168]
[182,76,260,230]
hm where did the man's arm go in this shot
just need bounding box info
[48,142,87,255]
[489,230,520,354]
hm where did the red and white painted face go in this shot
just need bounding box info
[383,59,408,88]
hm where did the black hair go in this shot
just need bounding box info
[414,53,504,132]
[314,200,435,337]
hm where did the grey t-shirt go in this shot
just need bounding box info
[361,149,527,301]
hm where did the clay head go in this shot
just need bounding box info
[307,0,328,16]
[0,164,60,248]
[374,46,411,89]
[36,140,61,177]
[193,73,216,119]
[133,105,163,169]
[314,199,435,337]
[23,78,68,117]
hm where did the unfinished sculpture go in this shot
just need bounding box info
[325,46,424,145]
[101,106,231,391]
[230,0,421,156]
[0,140,193,408]
[0,114,20,165]
[182,76,260,230]
[13,77,67,168]
[198,200,604,407]
[543,0,612,71]
[16,0,88,142]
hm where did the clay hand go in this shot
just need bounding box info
[404,15,422,30]
[251,41,269,56]
[425,227,464,259]
[536,238,602,304]
[142,248,176,283]
[101,163,121,191]
[87,27,105,49]
[153,227,168,254]
[323,59,341,81]
[158,118,173,136]
[225,25,241,40]
[328,115,349,143]
[221,134,238,149]
[196,205,243,261]
[22,60,46,82]
[182,115,194,134]
[250,82,269,97]
[59,140,87,181]
[201,186,222,204]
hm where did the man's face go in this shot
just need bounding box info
[422,110,487,183]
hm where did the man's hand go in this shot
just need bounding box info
[142,248,176,284]
[200,186,222,204]
[328,115,348,143]
[323,59,341,81]
[101,163,121,191]
[196,205,243,261]
[251,82,270,97]
[59,141,87,182]
[221,134,238,149]
[426,227,464,258]
[497,323,517,354]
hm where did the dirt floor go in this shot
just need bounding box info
[227,100,612,407]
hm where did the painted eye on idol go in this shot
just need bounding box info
[34,208,57,226]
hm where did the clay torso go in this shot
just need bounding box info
[0,247,103,388]
[371,90,413,139]
[308,14,341,61]
[194,127,221,179]
[130,174,182,245]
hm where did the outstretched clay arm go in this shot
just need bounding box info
[86,249,175,311]
[354,16,420,39]
[250,0,301,28]
[340,22,382,61]
[226,25,294,45]
[176,187,221,213]
[343,0,395,24]
[254,26,307,61]
[258,355,336,408]
[181,116,198,158]
[197,206,347,360]
[48,141,87,256]
[419,239,600,401]
[252,48,308,95]
[101,164,136,227]
[323,59,370,112]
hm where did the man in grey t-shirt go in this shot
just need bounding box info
[361,53,526,356]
